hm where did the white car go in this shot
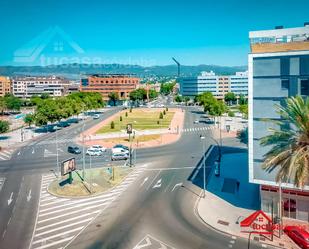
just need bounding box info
[93,114,100,119]
[86,148,103,156]
[90,145,106,152]
[194,120,199,124]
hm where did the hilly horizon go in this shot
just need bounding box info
[0,63,247,79]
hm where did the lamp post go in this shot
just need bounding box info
[55,127,59,177]
[82,122,85,179]
[199,133,222,198]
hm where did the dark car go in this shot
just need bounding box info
[58,121,70,128]
[68,146,81,154]
[284,226,309,249]
[113,144,129,151]
[67,118,80,124]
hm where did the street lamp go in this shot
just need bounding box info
[55,126,59,177]
[199,133,222,198]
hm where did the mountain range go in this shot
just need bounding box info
[0,64,247,79]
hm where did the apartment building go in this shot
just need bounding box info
[0,76,11,97]
[12,76,73,98]
[179,71,248,99]
[80,74,139,100]
[248,24,309,222]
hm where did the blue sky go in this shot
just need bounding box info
[1,0,309,66]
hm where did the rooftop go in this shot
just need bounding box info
[250,24,309,53]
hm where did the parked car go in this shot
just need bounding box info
[93,114,100,119]
[194,120,199,124]
[86,148,103,156]
[90,145,106,152]
[57,121,70,128]
[112,147,129,155]
[68,146,81,154]
[284,226,309,249]
[113,144,129,151]
[67,118,80,124]
[111,152,129,161]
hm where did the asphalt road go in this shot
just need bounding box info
[0,104,278,249]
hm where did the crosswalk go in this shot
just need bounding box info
[180,125,215,133]
[0,148,14,161]
[0,177,5,191]
[29,164,149,249]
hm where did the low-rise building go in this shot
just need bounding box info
[80,74,139,100]
[0,76,11,97]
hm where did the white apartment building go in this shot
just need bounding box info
[12,76,77,98]
[179,71,248,99]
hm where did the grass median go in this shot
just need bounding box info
[96,108,174,134]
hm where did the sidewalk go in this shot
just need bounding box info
[195,146,299,249]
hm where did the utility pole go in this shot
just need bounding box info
[200,135,206,198]
[82,122,85,179]
[56,128,59,177]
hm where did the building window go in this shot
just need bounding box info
[300,79,309,96]
[281,79,289,90]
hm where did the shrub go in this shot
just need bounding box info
[0,120,9,133]
[157,120,160,125]
[228,111,235,117]
[120,116,123,121]
[125,112,128,117]
[111,121,115,129]
[159,112,163,119]
[166,107,168,111]
[163,110,166,115]
[129,108,132,113]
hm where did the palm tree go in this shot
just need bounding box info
[260,96,309,188]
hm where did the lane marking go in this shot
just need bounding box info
[152,178,162,189]
[140,177,148,187]
[146,170,161,190]
[7,192,14,206]
[32,236,74,249]
[171,182,183,192]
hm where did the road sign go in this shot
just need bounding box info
[61,158,76,176]
[127,123,133,134]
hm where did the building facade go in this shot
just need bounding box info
[0,76,11,97]
[248,24,309,222]
[179,71,248,99]
[12,76,73,98]
[80,74,139,100]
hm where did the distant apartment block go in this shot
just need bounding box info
[248,24,309,221]
[80,74,139,100]
[12,76,77,98]
[0,76,11,97]
[179,71,248,99]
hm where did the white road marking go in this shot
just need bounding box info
[229,240,235,244]
[7,192,13,206]
[153,178,162,188]
[133,237,152,249]
[261,244,267,248]
[146,170,161,190]
[32,236,74,249]
[231,236,237,240]
[171,182,182,192]
[17,151,21,156]
[27,189,32,202]
[140,177,148,187]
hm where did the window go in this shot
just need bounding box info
[281,79,289,90]
[301,79,309,96]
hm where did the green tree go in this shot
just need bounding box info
[238,94,247,105]
[24,114,35,127]
[125,112,128,117]
[163,110,166,115]
[149,89,158,100]
[0,120,9,133]
[174,95,183,103]
[228,110,235,117]
[159,112,163,119]
[0,97,7,115]
[237,128,248,144]
[260,96,309,188]
[4,94,22,111]
[40,93,50,99]
[238,104,248,119]
[160,82,175,95]
[111,121,115,129]
[108,92,119,106]
[120,116,123,122]
[184,96,190,106]
[224,92,237,105]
